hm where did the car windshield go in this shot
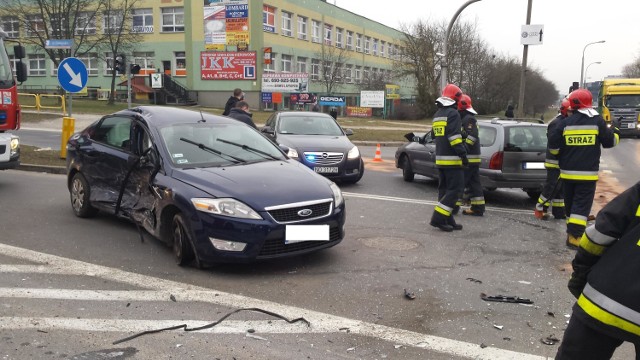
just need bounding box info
[606,95,640,108]
[504,126,547,152]
[159,122,285,167]
[277,114,343,136]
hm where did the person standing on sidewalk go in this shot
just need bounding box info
[548,89,619,249]
[458,94,484,216]
[535,98,570,220]
[227,101,257,129]
[429,84,468,232]
[222,88,244,116]
[555,181,640,359]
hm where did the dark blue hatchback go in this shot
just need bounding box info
[65,106,345,267]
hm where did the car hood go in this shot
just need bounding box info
[277,134,354,153]
[171,160,335,210]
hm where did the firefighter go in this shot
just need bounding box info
[555,181,640,359]
[458,94,484,216]
[535,98,571,220]
[548,89,619,249]
[429,84,468,232]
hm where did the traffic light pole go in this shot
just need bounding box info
[127,60,132,109]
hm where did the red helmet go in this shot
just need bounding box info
[559,98,570,117]
[458,94,472,111]
[442,84,463,102]
[568,89,592,110]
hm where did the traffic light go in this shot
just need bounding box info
[130,64,141,75]
[113,54,126,74]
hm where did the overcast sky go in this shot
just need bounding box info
[336,0,640,95]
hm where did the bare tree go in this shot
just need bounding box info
[622,56,640,78]
[314,42,351,95]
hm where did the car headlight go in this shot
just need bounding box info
[191,198,262,220]
[347,145,360,159]
[287,147,299,159]
[329,182,344,207]
[10,136,19,156]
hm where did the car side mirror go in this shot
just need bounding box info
[278,144,290,154]
[261,126,275,135]
[344,128,354,136]
[414,136,424,144]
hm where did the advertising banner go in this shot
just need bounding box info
[204,0,249,50]
[361,90,385,108]
[318,95,346,107]
[290,93,317,104]
[346,106,373,118]
[261,73,309,93]
[261,92,272,103]
[385,84,400,99]
[201,51,256,80]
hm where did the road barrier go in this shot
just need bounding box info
[17,93,66,114]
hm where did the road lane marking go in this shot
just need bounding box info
[0,243,548,360]
[342,192,532,215]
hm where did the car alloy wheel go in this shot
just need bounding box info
[70,173,98,218]
[172,213,195,266]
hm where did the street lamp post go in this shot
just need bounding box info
[584,61,602,86]
[580,40,605,88]
[440,0,482,93]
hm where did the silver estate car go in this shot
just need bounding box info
[395,119,548,199]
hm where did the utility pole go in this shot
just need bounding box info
[517,0,532,118]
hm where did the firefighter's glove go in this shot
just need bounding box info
[567,265,589,299]
[461,156,469,167]
[612,116,622,131]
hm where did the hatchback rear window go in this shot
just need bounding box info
[504,126,547,152]
[478,126,496,147]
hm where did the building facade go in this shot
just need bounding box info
[1,0,416,111]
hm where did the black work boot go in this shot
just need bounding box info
[447,216,463,230]
[430,212,454,232]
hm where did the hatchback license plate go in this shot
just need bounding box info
[285,225,330,243]
[523,162,545,170]
[628,123,636,129]
[314,166,338,173]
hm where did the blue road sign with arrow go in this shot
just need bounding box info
[57,57,88,93]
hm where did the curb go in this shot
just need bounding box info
[18,163,66,175]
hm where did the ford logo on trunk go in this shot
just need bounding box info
[298,209,313,217]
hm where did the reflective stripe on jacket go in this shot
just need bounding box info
[433,106,466,168]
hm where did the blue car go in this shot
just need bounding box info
[65,106,345,267]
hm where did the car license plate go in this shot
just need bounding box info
[523,162,545,170]
[285,225,330,243]
[314,166,339,173]
[628,123,636,129]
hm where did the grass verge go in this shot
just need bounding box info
[20,145,67,167]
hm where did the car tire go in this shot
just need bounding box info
[172,213,196,267]
[402,157,414,182]
[70,172,98,218]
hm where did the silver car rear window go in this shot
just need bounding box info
[504,127,547,152]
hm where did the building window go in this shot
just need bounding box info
[297,57,307,74]
[175,51,186,76]
[28,54,46,76]
[324,24,332,46]
[132,8,153,33]
[336,27,343,48]
[103,10,123,34]
[354,65,361,83]
[281,11,292,37]
[297,16,307,40]
[1,16,20,38]
[363,66,370,79]
[264,53,276,73]
[75,12,96,35]
[364,36,371,54]
[380,41,386,58]
[263,5,276,33]
[104,53,115,75]
[53,53,98,76]
[344,64,352,83]
[281,54,292,73]
[312,20,321,43]
[26,15,45,37]
[311,59,320,80]
[133,52,155,71]
[373,39,379,56]
[346,31,353,51]
[355,33,362,52]
[50,13,70,37]
[161,7,184,32]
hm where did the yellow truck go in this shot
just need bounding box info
[598,78,640,138]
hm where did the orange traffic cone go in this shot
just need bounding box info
[373,143,383,162]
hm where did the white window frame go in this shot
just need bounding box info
[103,10,123,34]
[297,56,307,74]
[263,5,276,32]
[311,59,320,80]
[281,11,292,37]
[346,31,353,51]
[264,53,276,73]
[281,54,292,73]
[133,51,156,72]
[373,39,379,56]
[356,33,362,52]
[75,12,96,35]
[28,54,46,76]
[1,16,20,38]
[363,66,370,80]
[336,27,343,48]
[132,8,154,33]
[324,23,332,46]
[364,36,371,54]
[161,7,184,33]
[344,64,352,83]
[380,41,386,58]
[297,16,307,40]
[354,66,361,83]
[312,20,321,43]
[104,53,115,75]
[26,14,45,37]
[175,51,186,75]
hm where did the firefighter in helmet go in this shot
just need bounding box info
[548,89,619,248]
[429,84,468,232]
[534,98,571,220]
[458,94,484,216]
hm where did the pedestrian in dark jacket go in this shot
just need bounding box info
[222,88,244,116]
[227,101,257,129]
[329,107,338,120]
[504,104,515,118]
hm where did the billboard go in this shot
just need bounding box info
[261,73,309,93]
[361,91,385,108]
[204,0,249,50]
[201,51,256,80]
